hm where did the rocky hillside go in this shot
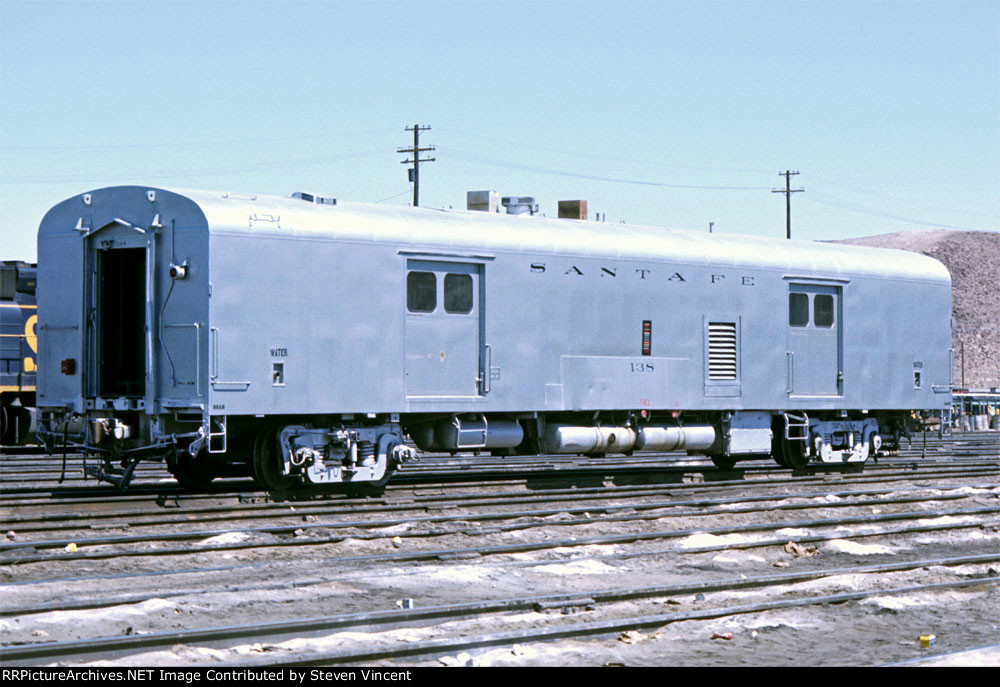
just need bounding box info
[835,231,1000,390]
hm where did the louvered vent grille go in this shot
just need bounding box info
[708,322,738,380]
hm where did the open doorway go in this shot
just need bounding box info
[98,248,145,397]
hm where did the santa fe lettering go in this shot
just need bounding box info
[529,263,685,281]
[529,263,754,285]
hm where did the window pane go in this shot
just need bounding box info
[444,273,473,314]
[814,294,834,327]
[0,268,14,301]
[789,293,808,327]
[407,271,436,312]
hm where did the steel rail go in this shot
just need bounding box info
[2,441,995,488]
[244,578,1000,667]
[3,553,997,663]
[5,510,997,592]
[0,482,988,538]
[2,459,995,507]
[879,643,1000,667]
[2,456,995,488]
[1,480,994,549]
[2,431,995,470]
[2,503,997,566]
[1,464,996,514]
[2,469,992,526]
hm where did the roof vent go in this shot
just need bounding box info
[467,190,499,213]
[501,196,539,216]
[292,191,336,206]
[558,200,588,220]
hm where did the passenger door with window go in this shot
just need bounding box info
[787,284,842,396]
[404,260,484,398]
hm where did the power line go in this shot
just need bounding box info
[444,147,993,231]
[442,128,775,175]
[1,153,390,185]
[0,149,392,185]
[804,190,994,233]
[0,127,400,152]
[808,173,997,220]
[439,146,770,191]
[374,189,413,204]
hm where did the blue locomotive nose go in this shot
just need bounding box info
[1,260,38,445]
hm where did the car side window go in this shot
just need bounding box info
[444,273,473,314]
[814,294,834,327]
[407,271,436,312]
[789,293,808,327]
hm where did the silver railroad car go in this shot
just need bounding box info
[36,186,953,489]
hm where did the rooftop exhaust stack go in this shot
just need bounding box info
[502,196,539,216]
[292,192,336,205]
[558,200,588,220]
[467,190,499,213]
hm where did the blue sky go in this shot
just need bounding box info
[1,0,997,261]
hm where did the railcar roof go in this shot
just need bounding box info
[42,186,952,284]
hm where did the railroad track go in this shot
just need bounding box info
[1,450,997,506]
[3,457,997,539]
[2,553,997,665]
[2,457,997,570]
[1,435,997,666]
[2,430,996,488]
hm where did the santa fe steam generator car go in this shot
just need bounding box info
[35,186,953,490]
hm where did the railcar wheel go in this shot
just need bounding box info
[770,420,788,467]
[710,454,738,471]
[781,436,811,470]
[251,426,300,494]
[167,451,216,490]
[1,404,29,445]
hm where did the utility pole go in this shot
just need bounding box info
[397,124,435,207]
[772,170,804,239]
